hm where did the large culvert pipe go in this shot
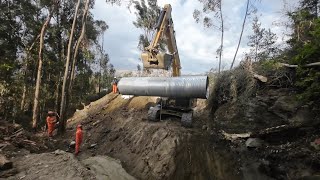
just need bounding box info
[117,76,209,99]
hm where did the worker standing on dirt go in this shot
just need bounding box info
[46,111,58,137]
[112,77,118,93]
[75,124,83,156]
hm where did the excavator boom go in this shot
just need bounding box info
[141,4,181,77]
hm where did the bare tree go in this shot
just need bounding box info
[21,35,40,111]
[95,20,108,93]
[68,0,91,97]
[193,0,224,73]
[218,1,223,73]
[32,1,58,130]
[59,0,81,133]
[230,0,250,69]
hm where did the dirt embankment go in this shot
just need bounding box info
[212,87,320,180]
[63,94,240,180]
[3,150,135,180]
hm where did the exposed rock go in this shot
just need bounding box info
[242,162,275,180]
[82,156,136,180]
[289,106,315,125]
[246,138,264,148]
[202,125,207,130]
[269,96,301,119]
[69,141,76,148]
[0,154,13,170]
[214,99,284,133]
[88,144,97,149]
[53,149,65,155]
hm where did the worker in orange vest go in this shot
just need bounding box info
[75,124,83,155]
[112,77,118,93]
[46,111,58,137]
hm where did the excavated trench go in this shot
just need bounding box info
[64,94,242,180]
[53,96,258,180]
[171,134,240,180]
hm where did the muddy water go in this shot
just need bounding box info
[171,134,240,180]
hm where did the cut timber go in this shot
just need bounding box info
[0,154,13,170]
[221,130,251,141]
[253,73,268,83]
[279,63,298,68]
[279,62,320,68]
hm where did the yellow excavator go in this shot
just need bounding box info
[118,4,208,127]
[141,4,195,127]
[141,4,181,77]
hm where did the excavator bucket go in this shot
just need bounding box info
[141,52,173,70]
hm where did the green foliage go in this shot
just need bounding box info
[132,0,164,51]
[287,1,320,102]
[0,0,116,125]
[247,16,278,61]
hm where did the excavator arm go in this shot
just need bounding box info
[141,4,181,77]
[118,4,209,127]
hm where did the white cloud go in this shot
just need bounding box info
[92,0,299,74]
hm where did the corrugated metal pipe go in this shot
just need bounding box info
[117,76,208,99]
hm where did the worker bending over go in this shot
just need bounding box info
[46,111,59,137]
[75,124,83,155]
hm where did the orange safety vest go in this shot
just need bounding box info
[75,127,83,155]
[46,116,56,136]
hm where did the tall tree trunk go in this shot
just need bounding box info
[68,0,90,97]
[54,72,62,110]
[255,37,258,61]
[21,84,27,111]
[99,29,105,93]
[59,0,81,133]
[32,10,53,130]
[218,1,223,73]
[230,0,250,70]
[21,35,40,111]
[55,0,64,112]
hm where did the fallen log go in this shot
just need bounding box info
[9,128,24,138]
[22,139,37,146]
[279,62,320,68]
[221,130,251,141]
[253,73,268,83]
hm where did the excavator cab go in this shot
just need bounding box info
[141,52,173,70]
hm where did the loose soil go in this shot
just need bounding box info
[1,89,319,180]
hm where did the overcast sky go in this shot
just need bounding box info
[92,0,298,74]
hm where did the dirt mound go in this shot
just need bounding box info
[3,150,135,180]
[83,156,136,180]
